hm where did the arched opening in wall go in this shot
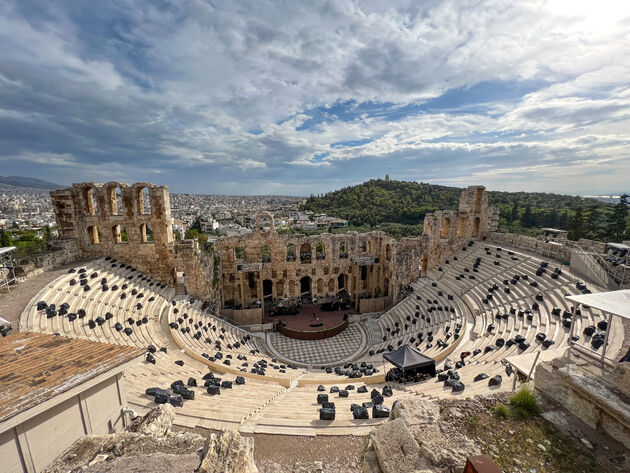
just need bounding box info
[300,276,311,298]
[108,186,122,215]
[316,278,324,294]
[137,186,152,215]
[263,279,273,301]
[361,241,367,252]
[84,187,98,216]
[473,217,480,237]
[421,253,428,271]
[328,278,334,293]
[300,243,311,263]
[475,188,483,213]
[261,244,271,263]
[339,241,348,258]
[145,224,154,241]
[112,224,128,243]
[288,280,296,296]
[235,246,245,260]
[87,225,100,244]
[383,277,389,297]
[385,244,391,261]
[249,273,257,300]
[286,243,296,262]
[315,242,325,260]
[457,218,466,238]
[441,217,451,239]
[337,273,345,290]
[139,223,153,243]
[360,265,367,280]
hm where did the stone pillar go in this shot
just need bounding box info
[256,271,262,303]
[239,273,245,308]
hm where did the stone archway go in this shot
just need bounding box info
[337,273,346,291]
[263,279,273,300]
[300,276,311,297]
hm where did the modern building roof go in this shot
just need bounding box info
[566,289,630,320]
[0,332,143,423]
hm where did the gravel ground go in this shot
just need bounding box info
[0,259,95,329]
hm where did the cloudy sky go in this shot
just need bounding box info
[1,0,629,195]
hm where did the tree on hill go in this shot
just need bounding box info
[607,199,629,242]
[302,178,614,238]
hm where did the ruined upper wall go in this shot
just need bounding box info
[51,182,176,283]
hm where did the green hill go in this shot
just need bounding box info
[302,179,619,239]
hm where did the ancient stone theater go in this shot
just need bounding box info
[2,179,629,473]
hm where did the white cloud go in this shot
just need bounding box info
[0,0,629,193]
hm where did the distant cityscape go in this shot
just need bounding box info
[0,182,349,240]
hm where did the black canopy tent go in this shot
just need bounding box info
[383,345,436,379]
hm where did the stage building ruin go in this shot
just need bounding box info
[50,182,498,325]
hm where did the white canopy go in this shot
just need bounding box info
[0,246,16,256]
[566,289,630,320]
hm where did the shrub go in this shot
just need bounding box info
[509,387,541,418]
[465,414,481,430]
[493,403,511,418]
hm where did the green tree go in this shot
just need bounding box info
[607,200,629,242]
[521,204,534,228]
[190,217,203,233]
[510,200,519,223]
[185,228,208,245]
[174,229,183,240]
[567,207,584,241]
[0,229,11,247]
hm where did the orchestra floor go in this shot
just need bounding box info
[263,302,352,332]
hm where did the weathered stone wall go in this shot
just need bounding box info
[535,353,630,449]
[214,230,403,308]
[487,231,572,262]
[51,182,177,285]
[173,240,221,308]
[50,182,497,316]
[421,186,499,271]
[14,238,81,280]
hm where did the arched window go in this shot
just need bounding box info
[261,244,271,263]
[139,223,154,243]
[137,186,152,215]
[441,217,451,239]
[286,243,296,261]
[385,244,391,261]
[300,243,311,263]
[112,224,128,243]
[316,278,323,294]
[108,186,122,215]
[315,242,325,260]
[339,241,348,258]
[361,241,367,252]
[328,278,334,293]
[84,187,98,216]
[88,225,100,244]
[235,246,245,259]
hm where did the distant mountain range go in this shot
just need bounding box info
[0,175,62,190]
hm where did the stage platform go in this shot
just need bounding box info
[263,303,352,333]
